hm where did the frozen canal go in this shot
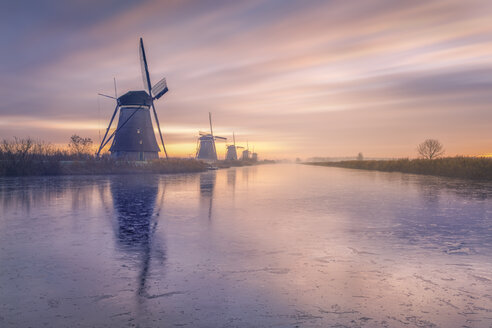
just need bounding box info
[1,164,491,327]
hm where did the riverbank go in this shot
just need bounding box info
[306,157,492,180]
[0,158,207,176]
[0,137,276,177]
[215,159,276,169]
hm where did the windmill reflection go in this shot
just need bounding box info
[199,170,216,221]
[227,168,236,189]
[110,175,165,299]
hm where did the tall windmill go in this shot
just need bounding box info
[196,112,226,161]
[96,38,169,160]
[226,132,244,161]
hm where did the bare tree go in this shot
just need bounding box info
[0,137,35,160]
[417,139,445,159]
[69,135,93,157]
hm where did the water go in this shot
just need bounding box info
[0,164,491,327]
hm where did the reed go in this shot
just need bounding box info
[0,138,207,176]
[307,157,492,180]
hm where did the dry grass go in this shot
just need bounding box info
[0,138,206,176]
[307,157,492,180]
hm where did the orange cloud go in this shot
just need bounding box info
[2,0,492,158]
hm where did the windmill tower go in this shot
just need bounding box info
[242,141,250,161]
[225,132,237,161]
[96,38,169,161]
[196,113,226,161]
[225,145,237,160]
[226,132,244,161]
[251,146,258,162]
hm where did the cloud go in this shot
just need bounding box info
[1,0,492,158]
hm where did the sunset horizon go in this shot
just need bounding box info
[2,0,492,159]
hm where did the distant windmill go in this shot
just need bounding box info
[226,132,244,161]
[242,140,250,160]
[196,113,226,161]
[96,38,169,160]
[251,146,258,162]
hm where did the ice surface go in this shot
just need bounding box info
[0,164,491,327]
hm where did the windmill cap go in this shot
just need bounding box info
[118,91,152,106]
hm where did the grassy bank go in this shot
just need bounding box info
[306,157,492,180]
[0,138,207,176]
[0,137,278,177]
[0,158,207,177]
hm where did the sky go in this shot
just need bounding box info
[1,0,492,159]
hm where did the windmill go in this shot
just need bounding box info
[242,141,250,160]
[226,132,244,161]
[195,112,226,161]
[251,146,258,162]
[96,38,169,161]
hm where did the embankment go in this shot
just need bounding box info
[306,157,492,180]
[0,158,207,177]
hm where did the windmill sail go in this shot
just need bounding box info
[152,77,168,99]
[139,37,169,159]
[139,38,152,93]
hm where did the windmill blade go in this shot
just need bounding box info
[199,131,210,136]
[139,37,152,94]
[208,112,217,160]
[140,38,169,159]
[98,93,117,100]
[113,77,118,98]
[236,146,245,149]
[152,77,168,99]
[208,112,214,136]
[99,106,142,152]
[96,103,119,157]
[214,136,227,140]
[151,102,169,159]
